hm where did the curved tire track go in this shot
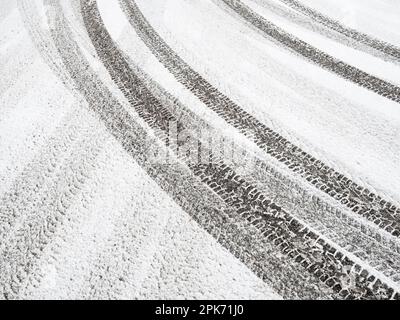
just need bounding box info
[277,0,400,61]
[247,0,400,64]
[4,0,399,300]
[41,0,330,300]
[120,0,400,239]
[80,0,399,299]
[220,0,400,103]
[114,0,400,285]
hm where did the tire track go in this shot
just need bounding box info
[244,159,400,283]
[0,0,119,299]
[17,0,76,91]
[0,117,106,299]
[100,20,400,285]
[0,40,37,98]
[0,67,77,200]
[43,0,329,299]
[120,0,400,239]
[17,135,147,300]
[109,1,400,284]
[81,0,399,299]
[247,0,400,64]
[3,0,398,300]
[219,0,400,104]
[130,0,400,202]
[276,0,400,61]
[0,110,89,245]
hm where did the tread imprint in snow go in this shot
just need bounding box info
[81,0,399,300]
[119,0,400,239]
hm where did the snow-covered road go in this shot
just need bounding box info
[1,0,400,299]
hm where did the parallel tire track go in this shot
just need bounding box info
[109,1,400,285]
[0,111,91,248]
[0,1,110,299]
[120,0,400,238]
[248,0,398,63]
[0,121,105,299]
[43,0,329,300]
[91,3,400,284]
[277,0,400,61]
[81,0,399,299]
[220,0,400,103]
[63,0,400,287]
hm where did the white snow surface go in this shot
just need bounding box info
[1,0,400,300]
